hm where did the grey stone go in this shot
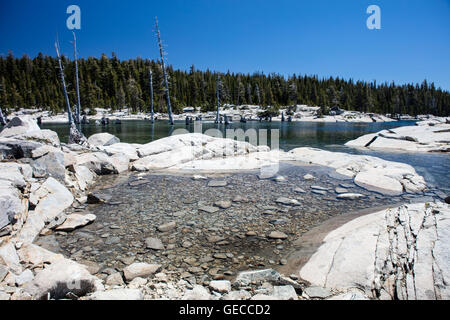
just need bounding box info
[145,237,164,250]
[199,206,220,213]
[214,200,232,209]
[0,138,43,159]
[0,265,8,282]
[0,183,22,229]
[311,186,328,191]
[336,193,365,200]
[105,272,125,286]
[275,197,300,206]
[23,259,102,299]
[234,269,281,286]
[304,286,332,299]
[268,231,288,239]
[55,213,96,231]
[0,163,27,188]
[157,221,176,232]
[208,180,227,187]
[335,187,349,194]
[123,263,161,282]
[273,285,298,300]
[105,236,120,245]
[0,117,40,138]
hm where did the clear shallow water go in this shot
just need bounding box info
[51,163,426,278]
[40,120,450,191]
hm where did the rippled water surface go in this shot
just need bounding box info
[41,120,450,190]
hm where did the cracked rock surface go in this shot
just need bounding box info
[299,201,450,300]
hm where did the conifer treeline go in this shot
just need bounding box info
[0,52,449,116]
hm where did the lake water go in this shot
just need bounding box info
[40,120,450,191]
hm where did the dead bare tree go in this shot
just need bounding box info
[149,69,154,123]
[55,37,87,145]
[155,17,173,125]
[55,38,73,124]
[215,75,221,123]
[72,31,81,124]
[0,107,6,125]
[0,82,6,125]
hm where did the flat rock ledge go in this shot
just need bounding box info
[0,116,434,300]
[345,118,450,153]
[299,201,450,300]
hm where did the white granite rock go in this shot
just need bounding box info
[182,285,211,300]
[345,122,450,152]
[209,280,231,293]
[89,288,143,300]
[299,202,450,300]
[0,182,23,229]
[24,258,102,299]
[123,263,161,282]
[87,132,120,147]
[55,213,96,231]
[0,116,40,138]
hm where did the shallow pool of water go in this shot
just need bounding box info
[43,163,436,282]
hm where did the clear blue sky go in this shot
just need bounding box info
[1,0,449,90]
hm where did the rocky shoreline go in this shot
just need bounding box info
[346,117,450,153]
[0,116,448,300]
[8,105,398,124]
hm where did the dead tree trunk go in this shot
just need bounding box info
[73,31,81,124]
[215,76,220,123]
[0,107,6,125]
[55,39,73,125]
[55,38,86,145]
[149,69,154,123]
[155,17,173,125]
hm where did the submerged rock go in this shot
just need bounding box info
[145,237,164,250]
[199,205,220,213]
[157,221,176,232]
[275,197,300,206]
[208,180,228,187]
[336,193,365,200]
[213,200,232,209]
[268,231,288,240]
